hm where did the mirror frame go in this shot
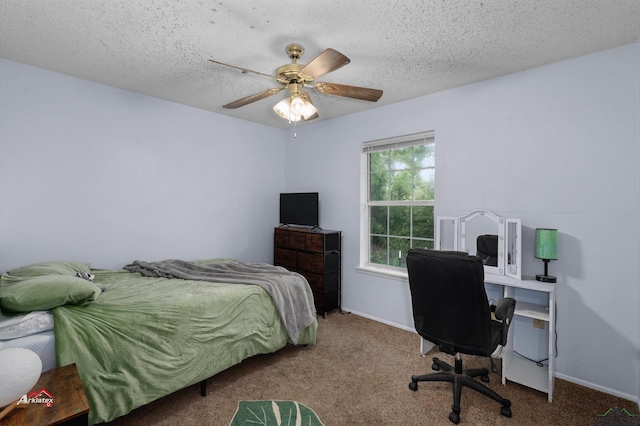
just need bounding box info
[435,209,522,279]
[435,216,458,251]
[505,218,522,279]
[460,210,504,275]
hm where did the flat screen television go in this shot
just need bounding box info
[279,192,319,227]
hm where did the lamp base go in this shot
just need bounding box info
[536,274,556,283]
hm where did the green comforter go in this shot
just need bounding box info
[53,268,317,425]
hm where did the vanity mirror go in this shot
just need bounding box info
[435,209,521,279]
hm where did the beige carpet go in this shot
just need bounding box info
[105,312,637,425]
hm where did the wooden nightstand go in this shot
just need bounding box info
[2,363,90,426]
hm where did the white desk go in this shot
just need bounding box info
[419,274,556,402]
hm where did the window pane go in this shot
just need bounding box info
[389,206,410,237]
[370,206,388,235]
[414,144,435,168]
[389,170,413,201]
[369,171,389,201]
[370,235,388,265]
[411,238,434,249]
[369,151,391,173]
[414,168,434,200]
[389,237,411,268]
[412,206,434,239]
[391,147,413,171]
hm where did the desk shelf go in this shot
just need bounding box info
[489,275,555,402]
[513,301,550,321]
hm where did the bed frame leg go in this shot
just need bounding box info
[200,379,207,397]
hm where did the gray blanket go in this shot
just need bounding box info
[123,259,316,344]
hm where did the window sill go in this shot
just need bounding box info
[356,264,408,282]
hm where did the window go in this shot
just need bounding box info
[360,132,435,275]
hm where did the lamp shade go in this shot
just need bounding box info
[273,98,301,121]
[289,96,306,116]
[0,348,42,407]
[273,94,317,122]
[535,228,558,260]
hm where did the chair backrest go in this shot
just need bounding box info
[406,248,493,357]
[476,234,498,266]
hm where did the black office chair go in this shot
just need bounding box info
[406,248,516,424]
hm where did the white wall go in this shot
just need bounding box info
[0,59,286,270]
[284,42,640,402]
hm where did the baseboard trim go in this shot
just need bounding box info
[340,307,416,334]
[342,306,640,409]
[555,372,639,408]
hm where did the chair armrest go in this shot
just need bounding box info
[494,297,516,321]
[493,297,516,346]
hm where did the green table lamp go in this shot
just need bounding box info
[535,228,557,283]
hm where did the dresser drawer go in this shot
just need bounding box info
[303,272,323,293]
[289,231,306,250]
[275,228,307,250]
[314,290,339,315]
[305,233,324,253]
[274,228,289,247]
[274,248,297,269]
[323,271,339,292]
[303,271,339,294]
[298,252,339,274]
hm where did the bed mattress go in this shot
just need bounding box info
[0,329,56,372]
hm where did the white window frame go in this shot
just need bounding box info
[358,131,435,281]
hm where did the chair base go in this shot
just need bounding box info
[409,355,512,424]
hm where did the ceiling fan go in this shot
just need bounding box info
[209,43,383,122]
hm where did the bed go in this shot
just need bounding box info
[0,259,318,425]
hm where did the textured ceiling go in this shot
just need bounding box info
[1,1,639,129]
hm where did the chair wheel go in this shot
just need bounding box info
[481,374,490,383]
[501,406,512,418]
[409,381,418,391]
[431,362,440,371]
[449,411,460,424]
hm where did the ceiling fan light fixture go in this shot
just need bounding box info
[302,101,318,120]
[289,96,306,116]
[273,98,301,122]
[273,95,317,122]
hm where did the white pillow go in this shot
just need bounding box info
[0,311,54,340]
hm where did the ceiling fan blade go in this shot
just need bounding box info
[300,49,351,80]
[313,82,383,102]
[223,88,283,109]
[209,59,277,80]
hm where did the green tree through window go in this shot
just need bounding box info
[363,133,434,270]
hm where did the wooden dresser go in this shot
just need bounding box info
[274,227,341,317]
